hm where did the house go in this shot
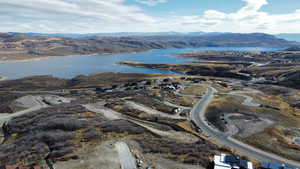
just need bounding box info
[261,162,298,169]
[172,108,182,114]
[214,154,253,169]
[161,85,176,91]
[163,77,174,82]
[189,78,206,83]
[140,80,152,86]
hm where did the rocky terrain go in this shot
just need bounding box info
[0,32,298,61]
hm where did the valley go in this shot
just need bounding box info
[1,46,300,168]
[2,0,300,168]
[0,32,297,62]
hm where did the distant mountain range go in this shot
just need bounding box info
[0,32,299,61]
[10,32,300,43]
[11,32,229,38]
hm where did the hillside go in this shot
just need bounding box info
[0,32,298,61]
[0,33,172,61]
[137,33,299,47]
[278,70,300,89]
[12,32,227,38]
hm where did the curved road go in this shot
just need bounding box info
[191,85,300,168]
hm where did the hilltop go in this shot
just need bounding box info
[0,32,298,61]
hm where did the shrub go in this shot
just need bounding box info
[39,118,88,131]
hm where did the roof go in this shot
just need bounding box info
[224,155,249,168]
[214,154,253,169]
[261,162,296,169]
[214,155,231,169]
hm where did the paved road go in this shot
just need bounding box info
[190,85,300,168]
[115,142,137,169]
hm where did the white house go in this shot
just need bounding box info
[214,154,253,169]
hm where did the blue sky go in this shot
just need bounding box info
[127,0,246,15]
[127,0,300,15]
[0,0,300,33]
[262,0,300,14]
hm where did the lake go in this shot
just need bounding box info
[0,47,281,79]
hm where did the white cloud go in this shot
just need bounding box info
[135,0,167,6]
[0,0,156,33]
[0,0,300,34]
[240,0,268,12]
[155,0,300,34]
[203,10,227,20]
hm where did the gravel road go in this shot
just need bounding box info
[115,142,137,169]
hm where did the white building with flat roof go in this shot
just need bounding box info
[214,154,253,169]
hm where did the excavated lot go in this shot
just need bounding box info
[205,83,300,162]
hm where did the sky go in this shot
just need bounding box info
[0,0,300,34]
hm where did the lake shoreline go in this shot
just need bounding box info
[0,46,282,63]
[0,47,281,79]
[0,53,121,63]
[0,49,158,63]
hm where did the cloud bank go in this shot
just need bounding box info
[0,0,156,33]
[151,0,300,34]
[0,0,299,33]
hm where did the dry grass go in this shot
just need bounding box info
[268,128,300,151]
[256,94,300,126]
[211,84,231,93]
[164,94,196,107]
[177,121,199,135]
[130,95,176,114]
[180,85,206,96]
[245,128,300,161]
[176,121,223,146]
[208,96,229,107]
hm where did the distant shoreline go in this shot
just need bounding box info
[0,50,149,63]
[0,46,284,63]
[0,53,103,63]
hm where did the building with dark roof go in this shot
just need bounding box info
[261,162,298,169]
